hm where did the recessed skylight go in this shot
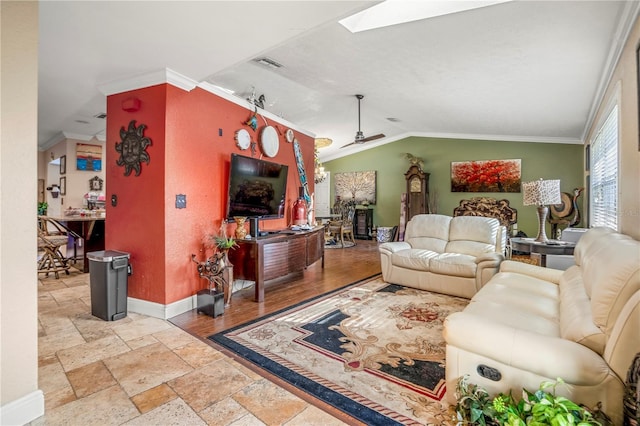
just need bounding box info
[339,0,512,33]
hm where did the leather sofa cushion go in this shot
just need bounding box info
[559,266,605,354]
[429,253,477,277]
[407,237,448,253]
[391,249,439,271]
[449,216,499,245]
[405,214,451,252]
[446,240,495,257]
[471,271,560,321]
[446,216,500,256]
[464,270,560,337]
[463,298,560,337]
[586,236,640,336]
[573,226,614,268]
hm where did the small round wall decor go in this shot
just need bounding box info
[235,129,251,150]
[115,120,151,176]
[260,125,279,157]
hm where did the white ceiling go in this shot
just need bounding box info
[38,1,638,162]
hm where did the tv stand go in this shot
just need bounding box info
[228,226,325,302]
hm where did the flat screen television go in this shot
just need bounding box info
[226,153,289,219]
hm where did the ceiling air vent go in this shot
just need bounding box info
[253,57,283,69]
[94,112,107,119]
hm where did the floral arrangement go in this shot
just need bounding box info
[454,376,611,426]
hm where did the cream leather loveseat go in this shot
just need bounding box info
[379,214,506,299]
[443,227,640,425]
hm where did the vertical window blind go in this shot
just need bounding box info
[589,104,618,230]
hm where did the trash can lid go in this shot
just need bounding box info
[86,250,130,262]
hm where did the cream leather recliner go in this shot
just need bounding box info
[443,227,640,425]
[379,214,506,299]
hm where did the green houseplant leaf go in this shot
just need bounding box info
[454,376,611,426]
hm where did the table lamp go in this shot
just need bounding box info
[522,179,561,243]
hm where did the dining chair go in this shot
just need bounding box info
[37,216,71,278]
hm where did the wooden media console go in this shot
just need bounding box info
[227,226,325,302]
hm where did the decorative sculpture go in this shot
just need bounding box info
[548,187,584,238]
[115,120,151,176]
[404,153,425,170]
[191,252,233,307]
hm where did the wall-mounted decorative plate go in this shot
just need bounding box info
[285,128,294,143]
[235,129,251,150]
[260,125,279,157]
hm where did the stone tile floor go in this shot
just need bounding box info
[32,269,347,425]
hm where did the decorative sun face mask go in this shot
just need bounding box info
[115,120,151,176]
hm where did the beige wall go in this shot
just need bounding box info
[585,14,640,240]
[39,137,107,214]
[0,0,43,423]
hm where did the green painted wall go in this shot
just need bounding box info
[324,136,584,238]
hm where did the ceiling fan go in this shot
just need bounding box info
[341,94,385,148]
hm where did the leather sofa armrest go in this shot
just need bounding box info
[444,312,610,384]
[379,242,411,254]
[475,252,504,265]
[499,260,563,285]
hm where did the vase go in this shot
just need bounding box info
[234,216,247,239]
[292,187,307,226]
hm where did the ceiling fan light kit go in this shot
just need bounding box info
[341,94,385,148]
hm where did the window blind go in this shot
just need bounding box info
[589,104,618,230]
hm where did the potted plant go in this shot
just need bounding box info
[454,375,612,426]
[38,202,48,216]
[204,220,238,257]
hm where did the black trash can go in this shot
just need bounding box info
[87,250,130,321]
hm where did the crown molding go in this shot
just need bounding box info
[320,131,582,162]
[39,132,67,151]
[582,0,640,141]
[39,132,107,151]
[97,68,198,96]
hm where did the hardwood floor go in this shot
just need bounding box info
[170,239,382,339]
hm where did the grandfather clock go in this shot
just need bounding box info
[404,165,430,221]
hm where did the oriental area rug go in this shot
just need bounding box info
[209,276,468,425]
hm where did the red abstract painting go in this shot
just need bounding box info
[451,159,521,192]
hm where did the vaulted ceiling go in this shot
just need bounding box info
[38,1,638,161]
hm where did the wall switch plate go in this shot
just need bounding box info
[176,194,186,209]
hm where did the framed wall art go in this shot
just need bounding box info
[334,170,376,204]
[59,155,66,175]
[451,159,521,193]
[59,177,66,196]
[76,143,102,171]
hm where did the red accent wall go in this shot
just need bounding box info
[105,84,314,305]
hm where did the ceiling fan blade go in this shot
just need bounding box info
[360,133,385,143]
[341,95,385,148]
[340,141,358,149]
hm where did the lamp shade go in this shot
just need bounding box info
[522,179,561,206]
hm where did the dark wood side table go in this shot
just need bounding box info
[509,237,576,267]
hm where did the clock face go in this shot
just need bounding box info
[410,177,421,192]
